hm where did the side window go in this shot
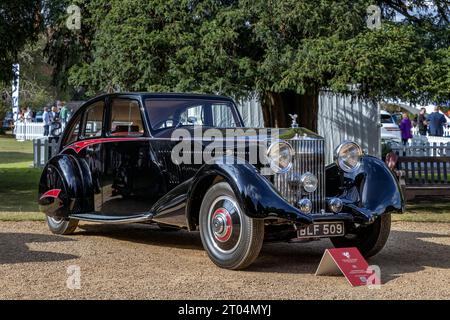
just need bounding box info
[110,99,144,136]
[82,101,104,138]
[62,113,82,147]
[211,103,238,127]
[179,105,204,126]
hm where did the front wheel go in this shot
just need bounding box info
[331,214,391,258]
[199,182,264,270]
[46,216,79,235]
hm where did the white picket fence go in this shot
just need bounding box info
[33,138,60,168]
[15,122,63,141]
[411,126,450,137]
[391,140,450,157]
[15,122,45,140]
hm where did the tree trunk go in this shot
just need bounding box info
[261,90,319,131]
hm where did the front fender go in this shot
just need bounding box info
[189,158,313,225]
[326,155,404,221]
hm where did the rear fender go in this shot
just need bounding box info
[38,154,93,218]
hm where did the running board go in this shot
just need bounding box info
[69,213,153,224]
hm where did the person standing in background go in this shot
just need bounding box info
[24,107,33,123]
[418,108,428,136]
[18,108,25,122]
[428,106,447,136]
[43,107,50,136]
[399,112,413,145]
[50,105,60,136]
[51,105,59,122]
[59,101,68,130]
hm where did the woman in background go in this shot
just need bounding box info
[399,112,413,145]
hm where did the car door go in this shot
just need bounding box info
[77,99,106,212]
[101,96,155,215]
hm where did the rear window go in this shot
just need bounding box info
[62,113,82,147]
[81,101,104,138]
[109,98,145,136]
[381,114,395,124]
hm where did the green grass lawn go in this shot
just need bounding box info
[0,133,448,222]
[393,201,450,223]
[0,134,44,220]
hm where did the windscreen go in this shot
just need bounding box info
[145,98,241,131]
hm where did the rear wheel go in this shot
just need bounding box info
[331,214,391,258]
[199,182,264,270]
[46,216,79,235]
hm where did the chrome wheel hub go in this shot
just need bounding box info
[211,208,232,242]
[207,195,242,253]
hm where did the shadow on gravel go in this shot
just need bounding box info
[76,223,450,281]
[0,232,78,264]
[367,229,450,283]
[250,229,450,280]
[77,223,203,250]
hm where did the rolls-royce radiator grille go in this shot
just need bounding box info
[273,139,326,213]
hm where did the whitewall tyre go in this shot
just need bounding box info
[46,216,79,235]
[199,182,264,270]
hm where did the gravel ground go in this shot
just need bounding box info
[0,220,449,300]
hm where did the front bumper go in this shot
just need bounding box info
[308,212,354,223]
[284,200,377,226]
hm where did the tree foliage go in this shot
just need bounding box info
[0,0,41,83]
[0,36,57,118]
[41,0,450,125]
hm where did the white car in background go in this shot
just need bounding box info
[381,110,401,142]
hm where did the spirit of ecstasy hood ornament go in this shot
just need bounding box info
[289,114,299,128]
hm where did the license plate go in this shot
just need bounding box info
[297,222,344,239]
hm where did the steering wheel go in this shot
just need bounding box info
[153,119,179,130]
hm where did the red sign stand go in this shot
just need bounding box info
[315,247,380,287]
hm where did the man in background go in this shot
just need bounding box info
[418,108,428,136]
[59,101,68,130]
[43,107,51,136]
[428,106,447,137]
[50,105,60,136]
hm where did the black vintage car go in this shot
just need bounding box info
[38,93,404,270]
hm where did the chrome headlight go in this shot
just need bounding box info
[266,140,294,173]
[334,141,362,173]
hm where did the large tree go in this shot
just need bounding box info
[0,36,58,119]
[0,0,41,83]
[44,0,450,128]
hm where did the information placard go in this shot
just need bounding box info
[315,247,380,287]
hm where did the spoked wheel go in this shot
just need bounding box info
[46,216,79,235]
[331,214,391,258]
[199,182,264,270]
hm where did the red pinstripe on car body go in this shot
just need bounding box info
[64,137,150,154]
[40,189,61,200]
